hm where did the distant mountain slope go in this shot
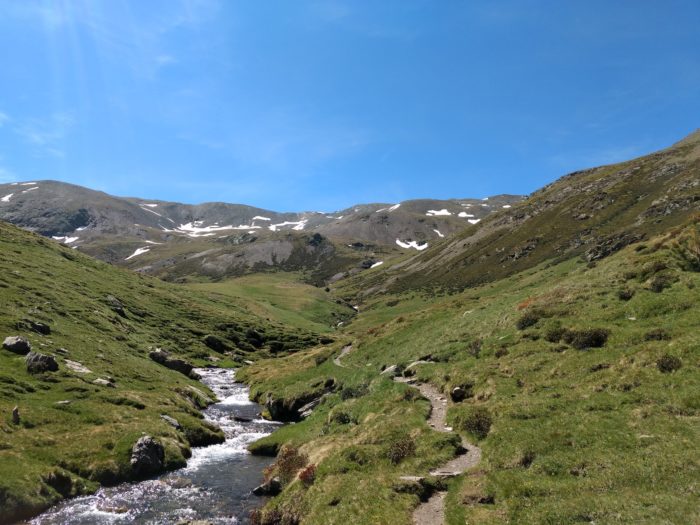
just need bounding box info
[347,130,700,295]
[0,180,521,282]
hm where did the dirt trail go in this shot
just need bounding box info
[333,344,352,367]
[394,377,482,525]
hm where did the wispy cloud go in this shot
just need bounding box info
[14,112,75,158]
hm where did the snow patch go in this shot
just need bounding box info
[52,236,79,244]
[141,203,159,207]
[125,247,150,260]
[458,212,475,218]
[396,239,429,251]
[165,222,261,238]
[22,186,38,193]
[269,219,307,232]
[252,216,271,221]
[370,261,384,269]
[426,209,452,216]
[140,206,162,217]
[433,229,444,238]
[20,182,37,186]
[388,203,401,212]
[468,219,481,225]
[1,193,13,202]
[502,204,511,208]
[75,226,88,231]
[143,240,163,245]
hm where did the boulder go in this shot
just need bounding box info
[18,319,51,335]
[25,351,59,373]
[93,377,116,388]
[380,364,399,376]
[160,414,182,430]
[43,470,73,497]
[105,295,127,317]
[202,334,228,353]
[450,387,467,402]
[12,406,20,425]
[3,336,31,355]
[130,436,165,478]
[149,349,194,377]
[252,477,281,496]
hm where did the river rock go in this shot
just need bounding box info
[130,435,164,478]
[3,336,31,355]
[25,351,59,373]
[252,477,281,496]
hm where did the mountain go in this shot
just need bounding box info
[0,181,522,283]
[344,129,700,297]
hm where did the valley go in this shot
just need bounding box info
[0,132,698,524]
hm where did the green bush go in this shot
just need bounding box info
[459,407,492,440]
[387,434,416,464]
[562,328,610,349]
[657,354,682,373]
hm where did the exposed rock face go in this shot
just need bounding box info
[3,336,31,355]
[130,436,165,478]
[93,377,116,388]
[25,351,59,373]
[149,349,195,377]
[160,414,182,430]
[252,477,281,496]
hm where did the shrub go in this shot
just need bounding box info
[562,328,609,350]
[657,354,682,373]
[275,445,308,484]
[544,326,567,343]
[671,221,700,271]
[459,407,492,440]
[516,310,541,330]
[644,328,671,341]
[340,383,369,400]
[648,273,675,293]
[298,464,316,487]
[328,409,355,425]
[387,434,416,464]
[494,347,509,358]
[617,289,635,301]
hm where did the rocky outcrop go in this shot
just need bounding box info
[160,414,182,430]
[130,436,165,478]
[3,336,31,355]
[25,351,59,373]
[149,349,196,378]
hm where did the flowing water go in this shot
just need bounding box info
[32,368,280,525]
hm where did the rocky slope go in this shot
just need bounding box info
[0,181,521,283]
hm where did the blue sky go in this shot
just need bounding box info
[0,1,698,211]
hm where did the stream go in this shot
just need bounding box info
[31,368,280,525]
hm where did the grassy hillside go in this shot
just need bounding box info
[240,217,699,524]
[0,221,339,523]
[344,131,700,297]
[187,272,355,334]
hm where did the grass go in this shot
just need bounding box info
[240,222,700,524]
[0,222,330,523]
[187,272,354,334]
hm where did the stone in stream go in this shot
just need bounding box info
[130,435,165,478]
[3,336,31,355]
[252,477,282,496]
[25,351,59,373]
